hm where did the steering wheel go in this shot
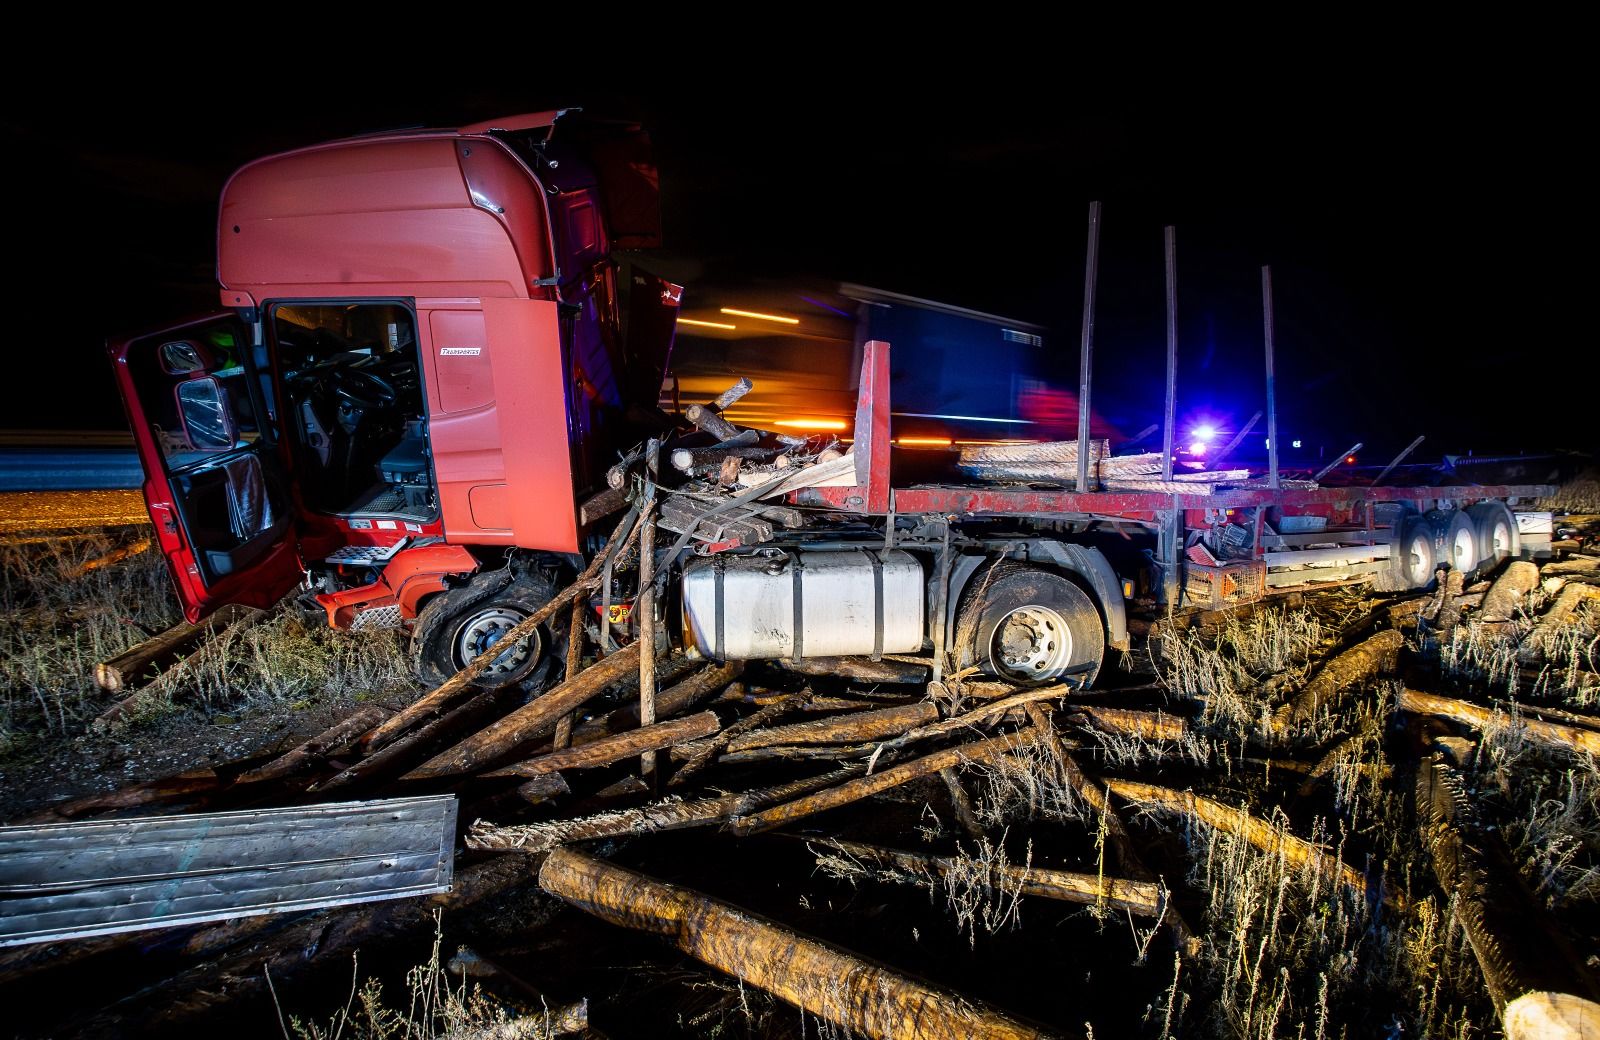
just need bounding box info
[331,365,396,410]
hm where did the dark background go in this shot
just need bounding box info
[1,52,1587,460]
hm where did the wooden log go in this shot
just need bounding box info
[1070,705,1191,743]
[404,642,645,780]
[1543,555,1600,577]
[731,730,1039,836]
[484,712,722,778]
[714,743,881,765]
[577,484,629,526]
[572,660,742,745]
[1398,688,1600,757]
[684,402,742,441]
[1503,993,1600,1040]
[1268,629,1404,736]
[364,507,643,751]
[310,686,522,793]
[17,768,222,823]
[638,439,662,783]
[468,765,867,853]
[93,603,264,694]
[812,837,1164,917]
[726,701,939,754]
[710,376,754,411]
[670,445,783,476]
[671,691,810,787]
[1520,584,1600,663]
[537,848,1057,1040]
[938,769,986,842]
[515,773,571,805]
[1482,561,1541,622]
[233,706,391,784]
[773,656,930,684]
[551,597,587,750]
[1415,751,1600,1027]
[64,536,153,579]
[1104,779,1369,898]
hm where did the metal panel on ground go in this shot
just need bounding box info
[0,795,456,947]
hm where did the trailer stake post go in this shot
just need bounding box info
[638,438,660,786]
[1262,266,1280,490]
[1372,435,1426,487]
[1077,201,1103,492]
[1313,442,1363,484]
[1162,225,1178,483]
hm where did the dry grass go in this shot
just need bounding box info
[1158,607,1325,742]
[0,526,414,759]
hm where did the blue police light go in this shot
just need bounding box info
[1292,439,1302,449]
[1194,423,1217,441]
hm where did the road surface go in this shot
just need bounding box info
[0,490,149,535]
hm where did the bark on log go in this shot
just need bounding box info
[1519,584,1600,663]
[538,848,1057,1040]
[1398,688,1600,757]
[670,445,783,476]
[671,691,810,787]
[1104,779,1370,899]
[1542,555,1600,577]
[571,660,741,746]
[882,688,1070,750]
[18,768,221,823]
[1415,751,1600,1028]
[404,642,645,780]
[1503,993,1600,1040]
[1070,705,1191,743]
[311,686,526,793]
[1268,629,1404,736]
[365,508,643,751]
[773,656,931,684]
[484,712,722,778]
[938,768,985,842]
[812,837,1164,917]
[684,403,742,441]
[468,766,867,853]
[551,597,587,750]
[731,730,1039,836]
[234,705,391,784]
[65,536,153,579]
[1482,561,1541,622]
[726,702,938,754]
[93,603,264,695]
[577,484,629,526]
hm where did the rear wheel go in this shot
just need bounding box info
[1430,508,1480,578]
[953,563,1104,688]
[1468,501,1519,567]
[411,572,561,688]
[1383,514,1437,590]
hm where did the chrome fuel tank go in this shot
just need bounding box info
[680,548,924,660]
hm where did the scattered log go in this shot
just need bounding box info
[1415,751,1600,1031]
[538,848,1057,1040]
[65,536,153,579]
[671,691,810,787]
[1069,705,1191,743]
[714,743,881,765]
[577,484,629,526]
[404,642,646,780]
[18,768,222,823]
[1430,568,1467,640]
[1520,584,1600,662]
[1103,779,1370,899]
[773,655,931,684]
[365,507,643,751]
[551,598,587,750]
[1482,561,1541,622]
[93,603,265,695]
[670,445,783,476]
[1543,555,1600,577]
[1295,718,1381,797]
[725,701,938,754]
[468,765,867,853]
[234,705,391,785]
[938,769,986,842]
[1268,629,1404,736]
[1503,993,1600,1040]
[1398,688,1600,757]
[812,837,1164,917]
[684,403,742,442]
[311,686,525,793]
[484,712,722,778]
[731,730,1039,836]
[571,660,743,746]
[515,773,571,806]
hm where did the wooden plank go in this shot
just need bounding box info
[0,795,455,947]
[93,603,265,693]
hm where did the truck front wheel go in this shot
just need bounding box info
[953,563,1104,688]
[411,572,560,688]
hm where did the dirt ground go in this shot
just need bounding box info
[3,518,1599,1039]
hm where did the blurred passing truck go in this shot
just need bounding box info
[110,111,1556,692]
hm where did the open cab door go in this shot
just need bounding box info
[109,313,302,622]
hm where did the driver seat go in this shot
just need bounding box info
[378,421,429,486]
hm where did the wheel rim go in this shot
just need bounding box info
[455,607,538,677]
[1451,527,1477,571]
[991,605,1074,682]
[1491,520,1512,559]
[1405,535,1431,580]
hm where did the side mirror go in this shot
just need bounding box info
[160,340,213,375]
[174,377,236,451]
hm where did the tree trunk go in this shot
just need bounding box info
[1268,629,1403,736]
[538,848,1057,1040]
[484,712,722,778]
[1398,688,1600,757]
[726,701,938,754]
[235,706,391,784]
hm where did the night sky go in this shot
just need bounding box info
[2,56,1586,460]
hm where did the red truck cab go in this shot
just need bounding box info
[110,111,677,683]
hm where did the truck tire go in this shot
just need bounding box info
[953,562,1104,688]
[411,571,561,689]
[1468,500,1519,568]
[1430,508,1480,578]
[1383,514,1437,591]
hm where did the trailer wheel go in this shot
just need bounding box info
[953,563,1104,688]
[1467,501,1519,567]
[1384,514,1437,590]
[1430,509,1480,578]
[411,571,561,688]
